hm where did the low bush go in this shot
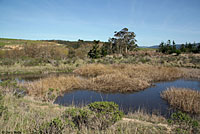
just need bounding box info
[168,111,199,133]
[88,101,124,129]
[62,101,123,130]
[63,107,94,129]
[36,118,65,134]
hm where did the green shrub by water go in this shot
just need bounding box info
[63,101,123,130]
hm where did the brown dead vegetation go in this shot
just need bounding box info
[21,64,184,101]
[161,88,200,114]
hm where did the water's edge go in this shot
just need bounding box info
[54,79,200,116]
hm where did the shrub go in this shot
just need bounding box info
[88,101,124,129]
[0,80,27,98]
[168,111,199,133]
[63,107,94,129]
[36,118,65,134]
[62,102,123,130]
[175,49,181,55]
[23,59,40,66]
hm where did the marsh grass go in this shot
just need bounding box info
[20,64,184,101]
[21,75,92,101]
[161,88,200,114]
[181,68,200,80]
[90,72,150,92]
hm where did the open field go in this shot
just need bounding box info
[161,88,200,114]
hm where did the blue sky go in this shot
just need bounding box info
[0,0,200,46]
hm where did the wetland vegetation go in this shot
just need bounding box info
[0,28,200,133]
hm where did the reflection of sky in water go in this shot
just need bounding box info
[54,79,200,116]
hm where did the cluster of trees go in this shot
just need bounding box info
[88,28,138,59]
[179,42,200,53]
[158,40,200,55]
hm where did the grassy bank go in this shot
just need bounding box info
[0,91,199,134]
[161,88,200,114]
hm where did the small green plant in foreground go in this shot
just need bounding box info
[37,118,65,134]
[64,107,93,129]
[168,111,199,134]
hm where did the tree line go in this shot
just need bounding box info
[158,40,200,55]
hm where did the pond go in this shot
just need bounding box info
[54,79,200,116]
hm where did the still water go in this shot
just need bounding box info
[54,79,200,116]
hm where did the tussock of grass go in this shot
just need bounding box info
[90,73,150,92]
[161,88,200,114]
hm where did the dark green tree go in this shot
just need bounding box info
[180,44,186,52]
[88,40,101,59]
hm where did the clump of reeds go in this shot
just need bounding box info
[90,72,150,93]
[161,88,200,114]
[181,68,200,80]
[21,75,92,101]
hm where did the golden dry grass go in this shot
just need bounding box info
[90,72,150,93]
[74,64,182,82]
[73,63,116,77]
[111,64,182,82]
[21,75,92,101]
[21,64,184,101]
[161,88,200,114]
[181,68,200,80]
